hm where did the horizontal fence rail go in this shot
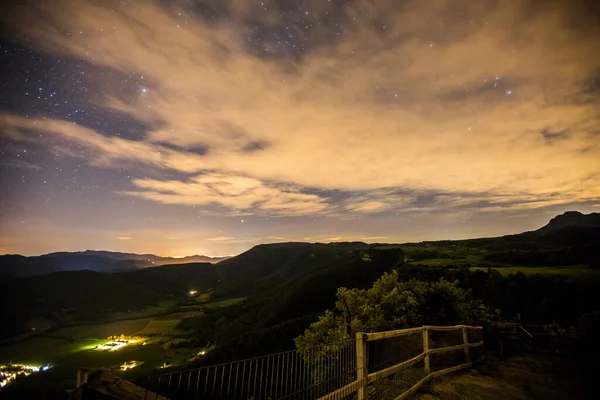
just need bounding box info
[143,325,483,400]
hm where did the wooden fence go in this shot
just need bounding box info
[319,325,484,400]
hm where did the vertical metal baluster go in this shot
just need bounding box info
[345,341,349,383]
[253,357,259,399]
[310,348,314,395]
[220,364,225,398]
[288,352,292,398]
[286,351,296,395]
[187,370,192,392]
[154,376,161,400]
[282,352,287,398]
[309,348,313,397]
[177,371,183,391]
[227,363,233,399]
[299,352,303,398]
[240,361,246,400]
[259,357,265,399]
[299,350,303,396]
[307,349,311,396]
[334,347,338,395]
[328,350,331,397]
[246,359,253,400]
[264,356,270,400]
[338,346,342,391]
[316,349,320,397]
[196,369,201,394]
[168,374,172,388]
[204,367,210,396]
[234,363,240,400]
[317,346,323,397]
[317,349,325,397]
[212,365,218,396]
[274,354,280,399]
[293,351,298,395]
[271,354,276,400]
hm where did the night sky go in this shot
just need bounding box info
[1,0,599,257]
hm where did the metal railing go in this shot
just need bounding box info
[143,325,484,399]
[144,339,356,399]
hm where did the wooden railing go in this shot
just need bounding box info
[318,325,484,400]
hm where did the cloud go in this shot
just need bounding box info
[123,172,329,216]
[326,237,343,242]
[1,0,599,217]
[117,237,132,240]
[0,160,41,170]
[360,237,387,241]
[205,236,235,242]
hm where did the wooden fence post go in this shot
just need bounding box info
[423,327,430,375]
[76,369,82,388]
[356,332,367,400]
[462,327,471,362]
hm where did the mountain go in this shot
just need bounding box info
[537,211,600,233]
[444,211,600,267]
[213,241,370,296]
[42,250,230,264]
[0,251,229,278]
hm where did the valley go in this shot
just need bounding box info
[0,212,599,397]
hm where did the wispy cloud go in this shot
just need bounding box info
[0,160,41,170]
[205,236,235,242]
[117,237,132,240]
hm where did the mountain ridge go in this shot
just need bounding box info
[0,251,229,278]
[1,211,598,278]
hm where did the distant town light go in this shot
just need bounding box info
[189,290,197,296]
[120,361,139,371]
[0,364,42,388]
[93,335,146,351]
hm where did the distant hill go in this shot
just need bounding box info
[0,262,219,338]
[213,241,370,296]
[0,243,386,340]
[440,211,600,267]
[537,211,600,233]
[0,251,229,278]
[42,250,230,264]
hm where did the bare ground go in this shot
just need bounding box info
[416,353,595,400]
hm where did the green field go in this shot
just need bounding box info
[0,307,231,372]
[469,265,599,276]
[201,297,245,309]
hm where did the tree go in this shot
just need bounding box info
[295,270,476,352]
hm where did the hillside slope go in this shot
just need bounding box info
[0,263,219,338]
